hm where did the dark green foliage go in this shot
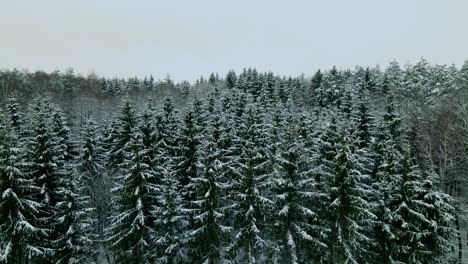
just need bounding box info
[0,58,461,263]
[107,132,158,263]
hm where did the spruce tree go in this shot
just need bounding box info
[54,168,95,264]
[188,112,231,264]
[0,115,43,263]
[107,131,158,263]
[326,129,374,263]
[76,120,111,261]
[228,107,273,263]
[24,99,64,262]
[274,126,327,264]
[417,172,454,263]
[390,153,436,263]
[6,97,22,134]
[152,172,188,263]
[107,101,138,168]
[177,106,203,193]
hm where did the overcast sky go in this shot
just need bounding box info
[1,0,467,81]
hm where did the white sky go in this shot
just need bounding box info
[1,0,467,81]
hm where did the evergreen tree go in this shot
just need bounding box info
[154,98,180,169]
[6,97,22,134]
[309,70,323,108]
[274,128,328,264]
[389,153,443,263]
[76,120,110,261]
[228,107,273,263]
[326,129,374,264]
[54,169,95,264]
[188,112,231,264]
[417,172,454,263]
[0,115,43,263]
[24,99,64,262]
[152,172,188,263]
[177,105,203,191]
[51,108,75,161]
[107,132,158,263]
[107,101,138,168]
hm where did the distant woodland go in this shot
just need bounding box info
[1,58,468,263]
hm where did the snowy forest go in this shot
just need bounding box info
[1,58,468,263]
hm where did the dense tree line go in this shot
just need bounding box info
[1,58,468,263]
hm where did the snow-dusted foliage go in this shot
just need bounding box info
[107,130,158,263]
[274,127,328,264]
[0,114,42,263]
[0,59,462,263]
[228,107,273,263]
[187,110,232,264]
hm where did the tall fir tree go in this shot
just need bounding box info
[188,111,231,264]
[152,171,189,263]
[323,125,374,263]
[107,101,138,168]
[228,107,273,263]
[107,131,158,263]
[274,125,328,264]
[24,99,65,262]
[76,119,111,261]
[0,114,43,263]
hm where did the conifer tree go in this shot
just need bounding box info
[107,131,158,263]
[417,172,454,263]
[177,105,203,192]
[188,112,231,264]
[326,129,374,264]
[274,126,327,264]
[152,171,188,263]
[54,168,95,264]
[154,98,180,170]
[6,97,22,134]
[51,108,75,161]
[389,153,439,263]
[107,101,138,168]
[228,107,273,263]
[225,70,237,89]
[24,99,64,262]
[369,99,405,264]
[76,120,110,261]
[0,115,43,263]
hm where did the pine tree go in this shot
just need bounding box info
[388,153,446,263]
[0,114,43,263]
[417,172,454,263]
[76,119,111,261]
[228,107,273,263]
[24,99,64,262]
[274,126,327,264]
[54,168,95,264]
[152,171,188,263]
[188,112,231,264]
[51,108,76,161]
[326,129,374,264]
[107,131,158,263]
[6,97,22,134]
[177,105,203,193]
[107,101,138,168]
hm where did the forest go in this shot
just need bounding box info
[1,58,468,263]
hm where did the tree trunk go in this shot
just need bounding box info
[456,215,462,263]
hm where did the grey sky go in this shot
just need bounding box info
[1,0,467,81]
